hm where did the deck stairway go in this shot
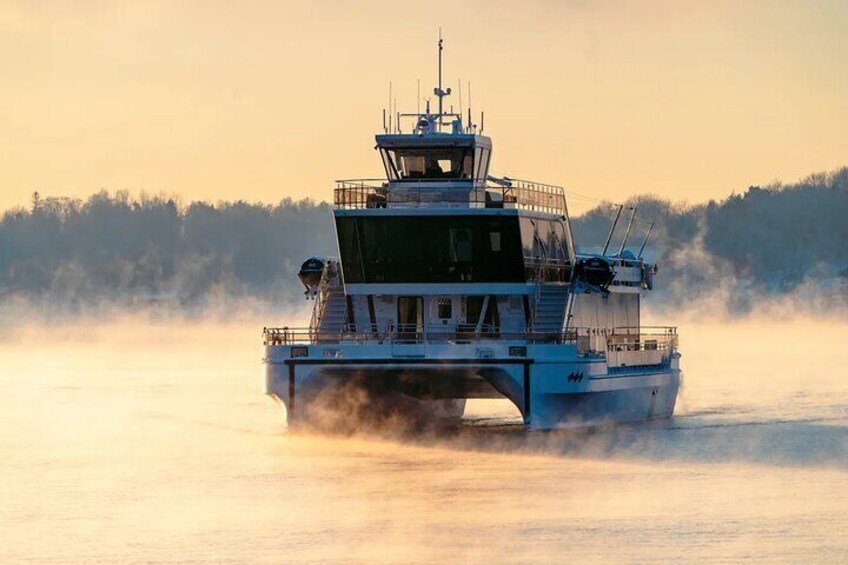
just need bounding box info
[310,261,347,336]
[532,283,570,333]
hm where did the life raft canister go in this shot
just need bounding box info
[297,257,326,290]
[574,257,614,290]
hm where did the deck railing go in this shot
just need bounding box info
[264,325,676,348]
[608,327,678,345]
[264,325,678,368]
[263,324,590,346]
[334,178,567,216]
[605,327,678,367]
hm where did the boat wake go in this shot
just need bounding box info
[292,404,848,473]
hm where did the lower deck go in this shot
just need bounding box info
[263,328,680,430]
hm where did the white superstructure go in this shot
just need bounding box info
[263,38,680,430]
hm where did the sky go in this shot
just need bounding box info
[1,0,846,212]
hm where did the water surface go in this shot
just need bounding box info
[1,316,846,563]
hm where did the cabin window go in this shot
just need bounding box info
[465,295,500,333]
[466,296,484,325]
[437,298,452,319]
[336,215,524,284]
[335,216,365,282]
[449,228,473,263]
[397,296,423,338]
[382,147,473,180]
[490,231,502,252]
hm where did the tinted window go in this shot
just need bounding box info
[465,295,500,333]
[383,147,473,180]
[437,298,452,319]
[336,215,524,283]
[519,216,570,262]
[397,296,423,327]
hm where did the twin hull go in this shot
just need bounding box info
[264,341,680,430]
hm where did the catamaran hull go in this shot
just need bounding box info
[264,350,681,431]
[527,370,680,429]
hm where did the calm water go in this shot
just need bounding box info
[1,314,846,563]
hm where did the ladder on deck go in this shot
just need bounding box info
[310,261,347,337]
[532,283,570,333]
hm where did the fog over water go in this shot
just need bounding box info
[1,311,846,563]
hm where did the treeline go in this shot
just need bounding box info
[570,167,848,298]
[573,168,848,313]
[0,191,335,308]
[1,167,846,309]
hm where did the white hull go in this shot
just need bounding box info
[264,342,680,431]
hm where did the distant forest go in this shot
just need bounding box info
[572,167,848,306]
[1,167,846,311]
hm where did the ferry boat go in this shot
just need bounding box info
[263,40,680,430]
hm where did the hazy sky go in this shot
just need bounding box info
[1,0,846,212]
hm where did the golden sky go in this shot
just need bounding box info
[1,0,846,212]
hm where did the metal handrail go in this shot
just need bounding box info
[263,325,590,346]
[308,260,343,336]
[611,326,677,335]
[606,330,678,354]
[607,338,676,353]
[334,177,567,215]
[529,219,548,330]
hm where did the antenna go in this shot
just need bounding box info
[481,111,484,134]
[382,108,387,134]
[438,29,443,120]
[618,206,638,256]
[601,205,624,256]
[458,80,463,124]
[388,81,392,134]
[637,221,655,259]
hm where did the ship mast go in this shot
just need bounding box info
[438,32,443,120]
[434,29,451,132]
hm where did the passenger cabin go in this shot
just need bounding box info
[331,120,578,340]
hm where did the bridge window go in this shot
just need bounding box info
[382,147,473,180]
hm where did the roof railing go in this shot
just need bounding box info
[334,178,567,215]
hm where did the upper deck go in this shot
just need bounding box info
[334,177,568,216]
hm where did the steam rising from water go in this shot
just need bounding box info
[1,311,846,563]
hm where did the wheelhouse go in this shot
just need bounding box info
[376,134,492,184]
